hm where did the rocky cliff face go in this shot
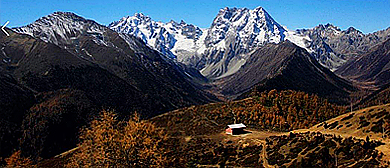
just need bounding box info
[296,24,390,71]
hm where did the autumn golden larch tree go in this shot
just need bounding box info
[4,150,34,168]
[67,110,167,167]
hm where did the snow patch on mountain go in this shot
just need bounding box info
[285,30,312,52]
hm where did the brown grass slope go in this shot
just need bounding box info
[265,132,387,167]
[295,103,390,161]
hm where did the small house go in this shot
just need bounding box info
[226,123,246,135]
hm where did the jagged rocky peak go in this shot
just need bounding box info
[110,13,152,28]
[345,26,364,35]
[134,12,148,19]
[322,23,340,30]
[164,19,202,39]
[108,13,154,39]
[51,11,87,20]
[309,23,364,37]
[16,11,94,31]
[294,22,390,71]
[110,12,202,37]
[27,11,87,25]
[13,11,106,46]
[205,6,286,47]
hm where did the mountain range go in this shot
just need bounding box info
[1,5,390,162]
[109,7,309,79]
[108,7,390,78]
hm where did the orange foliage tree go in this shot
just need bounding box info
[66,110,167,167]
[4,150,33,168]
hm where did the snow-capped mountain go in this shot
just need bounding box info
[109,7,310,79]
[199,7,309,78]
[16,7,389,79]
[109,13,204,60]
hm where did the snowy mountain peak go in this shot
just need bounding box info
[205,6,286,49]
[199,6,300,78]
[132,13,152,22]
[253,6,264,11]
[109,12,204,60]
[134,12,146,18]
[322,23,340,30]
[110,13,152,29]
[345,27,363,34]
[252,6,273,20]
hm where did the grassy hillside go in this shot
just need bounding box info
[265,132,387,167]
[305,104,390,141]
[296,103,390,162]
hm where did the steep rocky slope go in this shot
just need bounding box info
[0,71,35,159]
[0,29,150,158]
[336,39,390,87]
[216,41,353,104]
[356,84,390,109]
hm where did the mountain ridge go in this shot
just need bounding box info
[215,41,354,104]
[336,38,390,87]
[296,23,390,71]
[12,12,217,115]
[108,6,390,79]
[108,7,310,79]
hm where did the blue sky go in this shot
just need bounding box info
[1,0,389,33]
